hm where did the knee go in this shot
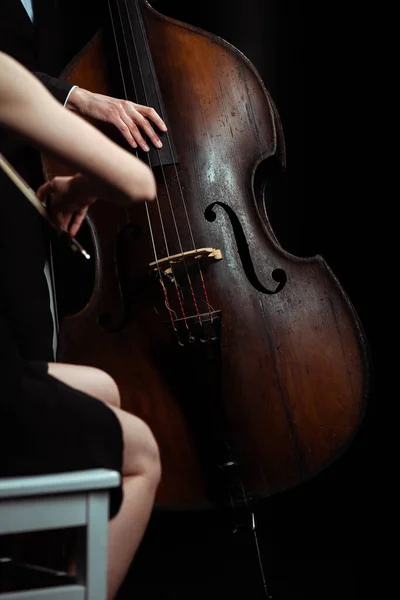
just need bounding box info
[129,419,161,487]
[96,369,121,409]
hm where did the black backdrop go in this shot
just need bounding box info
[113,2,377,599]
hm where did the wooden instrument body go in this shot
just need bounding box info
[45,3,369,509]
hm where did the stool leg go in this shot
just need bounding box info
[76,491,109,600]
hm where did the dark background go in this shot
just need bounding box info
[0,1,379,598]
[113,2,378,600]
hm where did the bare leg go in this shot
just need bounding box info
[106,405,161,599]
[47,362,121,407]
[48,363,161,599]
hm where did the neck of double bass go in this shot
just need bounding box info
[106,0,176,167]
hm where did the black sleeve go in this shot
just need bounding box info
[33,72,75,105]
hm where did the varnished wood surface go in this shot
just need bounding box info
[45,2,369,510]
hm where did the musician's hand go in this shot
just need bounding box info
[66,87,167,152]
[36,174,96,238]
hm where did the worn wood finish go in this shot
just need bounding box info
[44,2,369,509]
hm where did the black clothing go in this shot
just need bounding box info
[0,0,104,360]
[0,1,124,518]
[0,0,101,82]
[0,0,76,361]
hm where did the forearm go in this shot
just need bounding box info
[0,53,155,204]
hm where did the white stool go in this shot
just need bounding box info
[0,469,120,599]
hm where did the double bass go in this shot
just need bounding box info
[45,0,369,517]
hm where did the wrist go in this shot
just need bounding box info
[65,87,89,113]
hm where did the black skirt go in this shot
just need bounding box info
[0,341,124,519]
[3,361,124,519]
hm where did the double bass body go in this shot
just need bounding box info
[45,0,369,509]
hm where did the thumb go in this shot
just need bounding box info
[36,180,53,205]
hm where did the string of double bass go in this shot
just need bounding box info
[113,1,191,336]
[126,0,213,331]
[107,0,184,336]
[110,0,215,338]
